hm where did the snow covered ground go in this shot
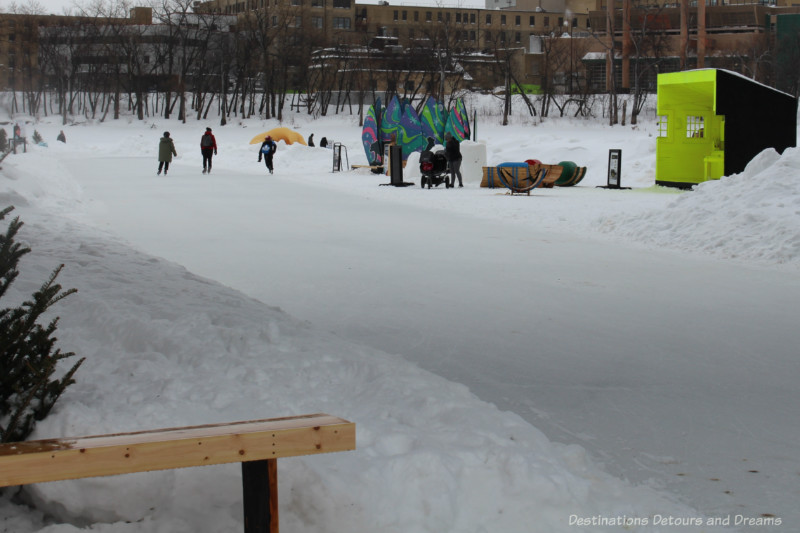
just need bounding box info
[0,95,797,532]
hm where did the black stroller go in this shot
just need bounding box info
[419,150,450,189]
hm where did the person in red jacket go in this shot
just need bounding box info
[200,127,217,174]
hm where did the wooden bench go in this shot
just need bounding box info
[0,413,356,533]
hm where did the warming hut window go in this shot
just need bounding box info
[657,115,668,137]
[686,115,704,138]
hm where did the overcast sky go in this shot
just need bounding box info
[12,0,487,16]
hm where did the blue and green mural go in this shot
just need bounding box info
[361,97,471,164]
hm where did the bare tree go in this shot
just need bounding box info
[627,3,671,125]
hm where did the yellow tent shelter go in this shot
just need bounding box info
[249,127,307,146]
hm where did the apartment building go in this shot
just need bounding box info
[0,7,154,91]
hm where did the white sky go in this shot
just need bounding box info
[17,0,487,16]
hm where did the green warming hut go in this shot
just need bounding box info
[655,69,797,189]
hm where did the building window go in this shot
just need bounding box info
[294,15,302,27]
[393,10,398,20]
[657,116,669,137]
[486,14,491,24]
[272,15,278,26]
[438,12,442,22]
[544,16,549,27]
[485,30,491,41]
[500,31,505,43]
[291,0,300,5]
[311,16,323,28]
[501,14,506,25]
[426,11,432,21]
[470,13,475,24]
[409,28,415,38]
[558,17,563,27]
[333,17,351,28]
[311,0,324,6]
[456,13,461,22]
[529,15,535,26]
[515,32,521,43]
[687,116,704,138]
[515,15,520,26]
[470,30,476,41]
[414,11,419,21]
[404,80,414,91]
[332,0,350,8]
[402,10,407,20]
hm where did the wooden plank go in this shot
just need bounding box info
[0,414,355,487]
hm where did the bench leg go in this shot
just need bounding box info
[242,459,278,533]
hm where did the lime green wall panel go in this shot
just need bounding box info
[656,70,723,187]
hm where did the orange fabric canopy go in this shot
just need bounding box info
[249,127,307,146]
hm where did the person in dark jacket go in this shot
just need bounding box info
[307,133,315,147]
[444,132,463,188]
[200,127,217,174]
[319,136,328,148]
[56,130,66,143]
[157,132,177,175]
[258,135,277,174]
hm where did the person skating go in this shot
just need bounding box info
[157,131,177,175]
[444,132,463,188]
[307,133,315,147]
[200,127,217,174]
[258,135,277,174]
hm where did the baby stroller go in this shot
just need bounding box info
[419,150,450,189]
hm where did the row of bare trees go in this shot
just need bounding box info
[7,0,479,125]
[10,0,618,125]
[14,0,782,126]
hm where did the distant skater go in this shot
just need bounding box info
[200,127,217,174]
[258,135,277,174]
[444,132,463,188]
[158,131,177,175]
[57,130,66,143]
[308,133,315,147]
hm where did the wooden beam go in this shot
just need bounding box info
[0,414,355,487]
[242,459,279,533]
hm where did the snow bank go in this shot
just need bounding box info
[596,147,800,267]
[0,116,718,532]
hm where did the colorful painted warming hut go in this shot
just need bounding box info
[656,69,797,189]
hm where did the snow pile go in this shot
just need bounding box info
[0,121,716,532]
[595,147,800,267]
[5,97,798,532]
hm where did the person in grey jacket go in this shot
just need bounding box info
[444,132,463,188]
[158,132,177,175]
